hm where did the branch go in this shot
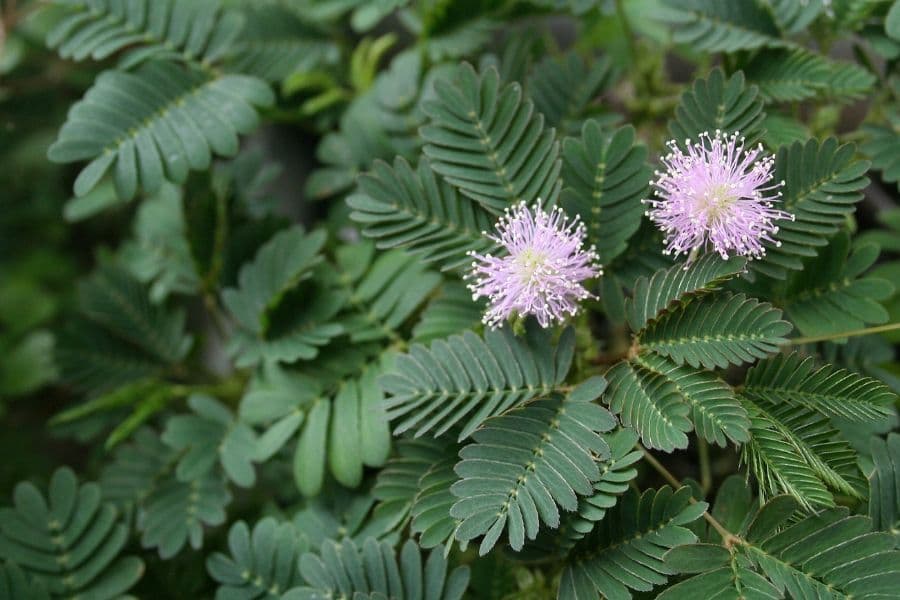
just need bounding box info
[639,445,742,548]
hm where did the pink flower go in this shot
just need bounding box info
[466,202,601,328]
[645,130,793,260]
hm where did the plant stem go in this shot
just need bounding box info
[614,0,637,63]
[697,437,712,494]
[787,322,900,345]
[639,445,741,547]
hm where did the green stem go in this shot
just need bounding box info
[640,445,741,547]
[787,322,900,346]
[698,437,712,494]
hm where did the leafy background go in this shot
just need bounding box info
[1,0,899,598]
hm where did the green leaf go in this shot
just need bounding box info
[244,355,393,497]
[287,538,469,600]
[889,0,900,40]
[663,494,900,599]
[381,324,577,441]
[560,123,650,263]
[225,4,337,82]
[664,543,731,573]
[48,60,273,200]
[636,353,750,446]
[46,0,243,67]
[861,110,900,192]
[0,468,143,599]
[548,428,643,552]
[56,265,193,394]
[451,382,616,554]
[78,265,193,363]
[0,562,50,600]
[119,184,200,301]
[761,112,810,148]
[826,59,878,103]
[372,438,457,536]
[752,138,869,279]
[638,293,792,370]
[744,501,900,599]
[604,360,691,452]
[767,0,825,33]
[162,395,259,488]
[347,157,495,271]
[206,518,307,598]
[221,226,344,367]
[744,48,830,102]
[625,253,747,333]
[421,63,561,213]
[411,456,460,549]
[99,427,177,511]
[139,472,230,559]
[559,486,707,600]
[741,396,866,509]
[412,281,484,344]
[657,561,781,600]
[868,433,900,542]
[339,249,442,343]
[669,68,766,146]
[743,352,896,423]
[661,0,783,52]
[0,330,57,398]
[528,52,618,135]
[780,233,894,337]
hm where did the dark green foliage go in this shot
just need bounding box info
[553,428,642,549]
[139,472,231,559]
[287,538,470,599]
[0,563,51,600]
[560,487,707,600]
[636,353,750,447]
[664,493,900,599]
[528,52,618,135]
[206,518,307,598]
[56,266,192,394]
[745,502,900,598]
[221,227,343,367]
[382,325,577,441]
[868,433,900,542]
[421,63,561,213]
[451,378,615,554]
[662,0,783,52]
[162,395,259,487]
[624,254,747,333]
[5,2,899,599]
[348,157,495,271]
[669,69,766,147]
[603,360,693,452]
[638,293,793,370]
[753,138,870,279]
[780,232,894,337]
[743,352,896,423]
[47,0,242,67]
[862,110,900,191]
[412,282,484,344]
[0,468,144,599]
[226,4,337,82]
[48,61,274,200]
[561,123,650,263]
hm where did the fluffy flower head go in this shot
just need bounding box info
[645,130,793,260]
[466,202,601,328]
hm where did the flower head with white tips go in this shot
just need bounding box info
[644,130,794,260]
[466,202,602,328]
